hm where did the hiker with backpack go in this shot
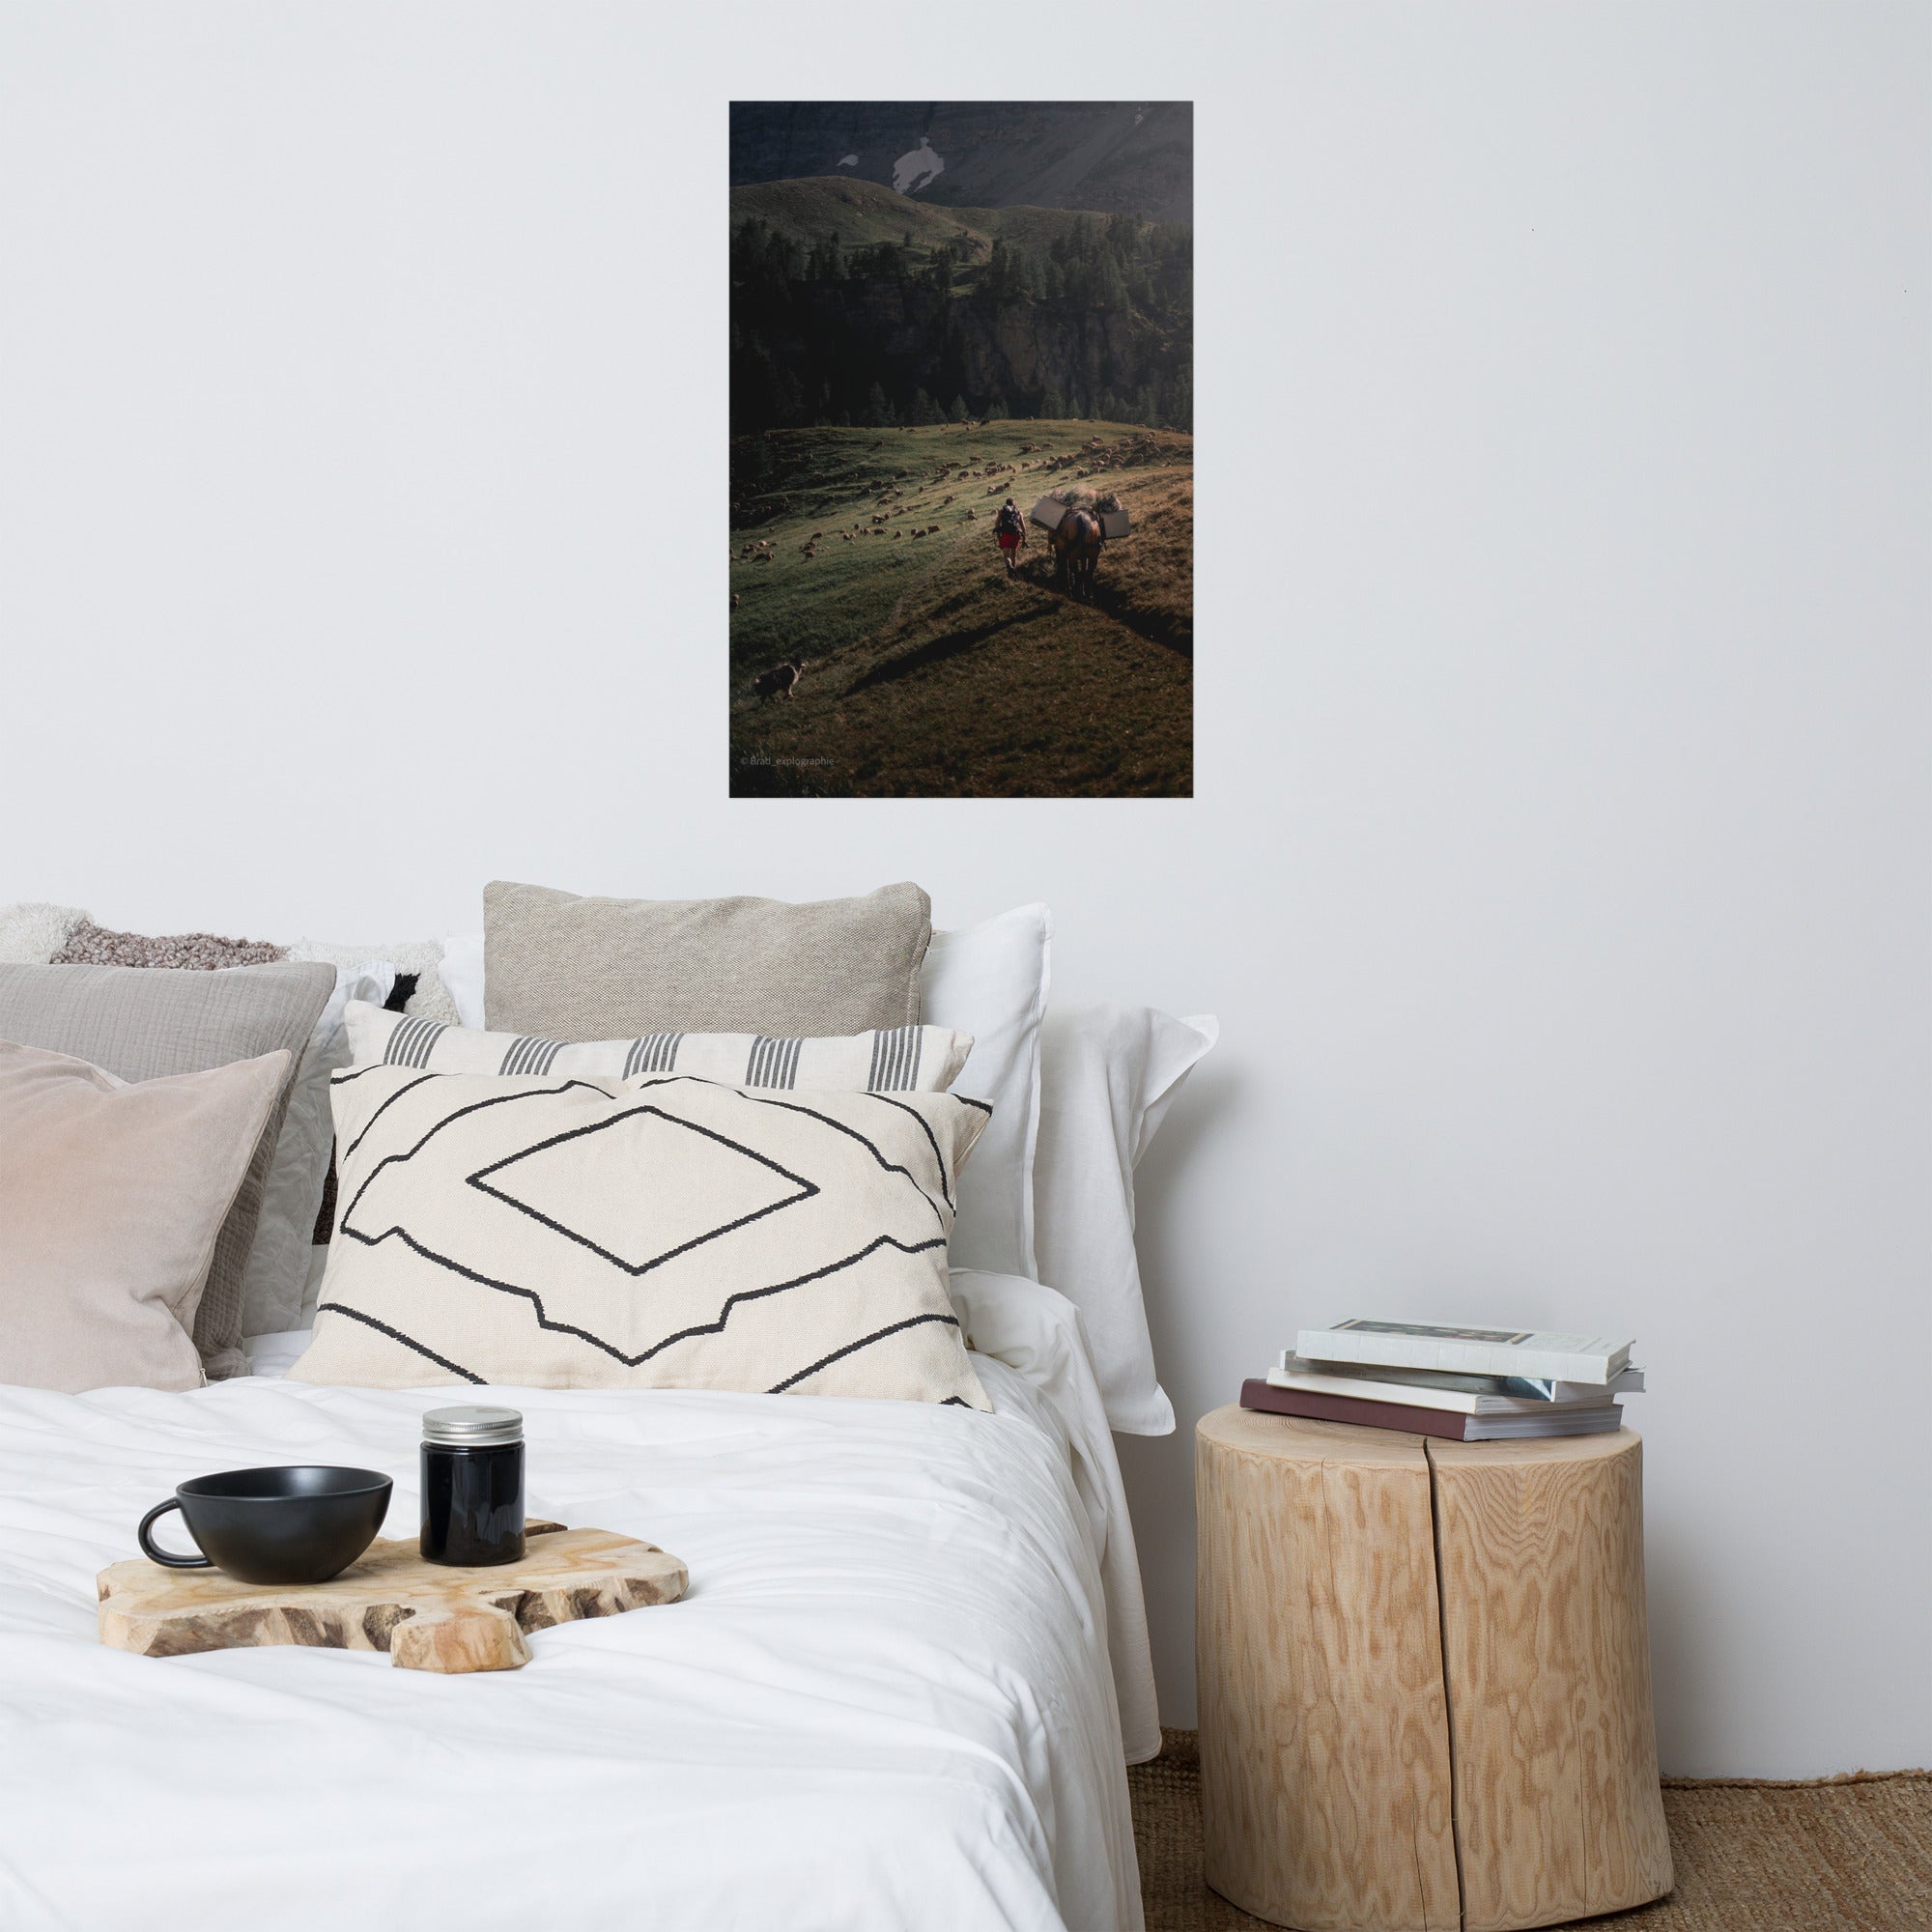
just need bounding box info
[994,497,1027,574]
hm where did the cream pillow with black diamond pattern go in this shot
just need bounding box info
[287,1065,991,1406]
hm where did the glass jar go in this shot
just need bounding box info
[420,1406,525,1567]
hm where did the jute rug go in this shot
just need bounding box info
[1128,1729,1931,1932]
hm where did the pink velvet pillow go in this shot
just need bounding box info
[0,1040,290,1392]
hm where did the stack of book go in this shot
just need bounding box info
[1240,1320,1643,1441]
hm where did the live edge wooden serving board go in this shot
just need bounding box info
[98,1524,688,1674]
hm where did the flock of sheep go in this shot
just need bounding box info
[730,431,1173,615]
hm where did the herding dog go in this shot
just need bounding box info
[752,658,808,702]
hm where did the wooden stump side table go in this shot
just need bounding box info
[1195,1406,1672,1932]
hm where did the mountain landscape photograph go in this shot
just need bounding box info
[729,102,1193,798]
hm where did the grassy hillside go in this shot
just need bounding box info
[730,422,1191,797]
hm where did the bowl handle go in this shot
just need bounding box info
[138,1498,213,1569]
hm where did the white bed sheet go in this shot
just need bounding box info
[0,1297,1149,1931]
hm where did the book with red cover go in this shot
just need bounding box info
[1238,1378,1622,1441]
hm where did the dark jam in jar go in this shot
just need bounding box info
[420,1406,526,1567]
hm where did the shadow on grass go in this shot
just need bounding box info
[842,607,1039,696]
[1011,555,1193,659]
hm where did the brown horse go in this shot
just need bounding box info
[1049,507,1104,602]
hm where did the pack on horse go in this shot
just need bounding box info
[1049,505,1104,603]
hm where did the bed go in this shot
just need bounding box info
[0,1269,1153,1932]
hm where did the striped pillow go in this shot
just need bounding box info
[343,1003,973,1094]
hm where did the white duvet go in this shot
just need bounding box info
[0,1272,1151,1932]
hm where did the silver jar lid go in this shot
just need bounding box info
[422,1405,524,1447]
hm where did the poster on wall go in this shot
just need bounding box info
[729,102,1193,798]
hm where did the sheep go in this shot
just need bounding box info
[730,591,740,611]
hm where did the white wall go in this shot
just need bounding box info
[1,4,1925,1776]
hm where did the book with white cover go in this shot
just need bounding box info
[1295,1320,1634,1384]
[1274,1352,1645,1405]
[1269,1356,1641,1416]
[1459,1405,1623,1441]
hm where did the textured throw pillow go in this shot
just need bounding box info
[289,1066,990,1406]
[0,902,90,963]
[51,919,286,969]
[0,959,335,1378]
[0,1041,291,1392]
[344,1000,973,1092]
[483,881,931,1039]
[288,936,461,1024]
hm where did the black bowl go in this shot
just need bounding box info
[139,1466,392,1585]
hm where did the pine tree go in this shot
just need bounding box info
[985,396,1009,421]
[1168,371,1192,432]
[910,387,942,426]
[947,395,969,423]
[863,382,892,428]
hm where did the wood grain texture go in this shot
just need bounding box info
[98,1525,687,1673]
[1196,1406,1461,1932]
[1429,1430,1673,1929]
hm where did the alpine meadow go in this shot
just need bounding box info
[729,104,1193,798]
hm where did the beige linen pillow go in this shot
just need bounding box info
[290,1065,990,1406]
[483,881,931,1039]
[0,1041,291,1393]
[0,960,334,1378]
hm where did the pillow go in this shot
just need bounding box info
[438,929,486,1028]
[483,880,931,1038]
[287,937,460,1025]
[344,1000,973,1092]
[0,908,396,1344]
[0,959,335,1378]
[0,1041,290,1392]
[51,919,285,969]
[0,901,288,971]
[239,963,396,1338]
[920,905,1052,1281]
[0,902,89,963]
[289,1067,990,1406]
[1032,1005,1217,1435]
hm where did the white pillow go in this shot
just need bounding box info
[439,929,486,1028]
[920,905,1052,1282]
[286,936,459,1024]
[1032,1005,1217,1435]
[238,962,395,1338]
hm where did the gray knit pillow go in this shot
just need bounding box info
[51,919,285,971]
